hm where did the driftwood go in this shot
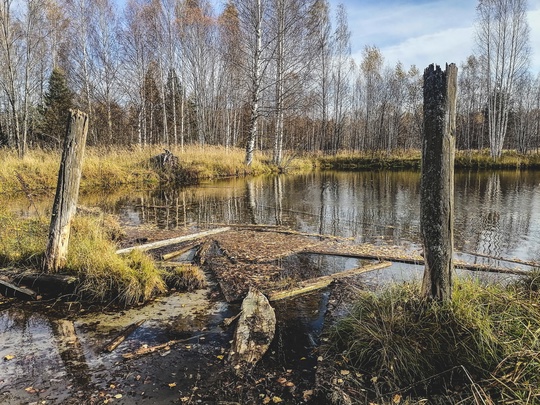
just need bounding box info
[229,288,276,373]
[0,270,79,297]
[116,227,230,254]
[458,250,540,268]
[268,261,392,301]
[302,250,530,276]
[102,319,145,353]
[0,277,37,300]
[122,333,208,360]
[161,242,200,261]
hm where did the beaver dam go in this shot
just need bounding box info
[1,222,537,404]
[119,224,532,303]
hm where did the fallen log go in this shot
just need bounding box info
[457,250,540,268]
[102,319,145,353]
[0,277,37,300]
[302,250,530,276]
[229,288,276,373]
[161,242,200,261]
[268,261,392,301]
[122,333,208,360]
[116,227,230,254]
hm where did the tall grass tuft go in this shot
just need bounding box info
[328,278,540,403]
[0,207,166,305]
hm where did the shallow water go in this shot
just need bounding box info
[2,170,540,402]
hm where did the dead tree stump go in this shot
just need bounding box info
[421,64,458,302]
[43,109,89,273]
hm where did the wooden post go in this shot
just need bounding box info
[421,64,457,302]
[43,109,89,273]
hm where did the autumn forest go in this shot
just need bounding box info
[0,0,538,164]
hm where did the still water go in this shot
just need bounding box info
[2,170,540,403]
[110,170,540,262]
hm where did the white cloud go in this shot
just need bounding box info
[338,0,540,75]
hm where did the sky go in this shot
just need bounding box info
[335,0,540,75]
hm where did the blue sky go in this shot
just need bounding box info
[337,0,540,74]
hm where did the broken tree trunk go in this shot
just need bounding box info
[116,227,230,255]
[43,110,89,273]
[421,63,457,302]
[229,288,276,374]
[268,261,392,301]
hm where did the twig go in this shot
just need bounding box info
[122,333,209,360]
[102,319,145,353]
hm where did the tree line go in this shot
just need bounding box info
[0,0,538,163]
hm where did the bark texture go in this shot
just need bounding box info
[43,109,89,273]
[421,63,457,302]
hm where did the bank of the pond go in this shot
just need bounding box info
[317,150,540,170]
[0,145,313,194]
[4,147,540,195]
[317,274,540,404]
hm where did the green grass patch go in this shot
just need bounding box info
[327,278,540,404]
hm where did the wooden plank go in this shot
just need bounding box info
[116,227,230,254]
[268,261,392,301]
[302,250,530,276]
[161,242,200,261]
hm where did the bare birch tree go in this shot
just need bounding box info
[475,0,530,158]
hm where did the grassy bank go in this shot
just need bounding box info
[0,207,203,305]
[317,149,540,170]
[0,145,313,194]
[3,147,540,195]
[323,276,540,404]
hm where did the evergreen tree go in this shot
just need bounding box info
[38,68,74,146]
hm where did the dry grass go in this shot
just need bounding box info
[162,263,206,291]
[0,145,313,195]
[0,207,168,305]
[325,278,540,404]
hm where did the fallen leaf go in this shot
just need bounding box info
[277,377,287,384]
[370,376,378,383]
[114,394,122,399]
[272,397,283,403]
[4,355,15,361]
[393,393,402,403]
[262,396,271,404]
[168,383,176,388]
[303,390,313,401]
[340,370,350,376]
[216,355,224,360]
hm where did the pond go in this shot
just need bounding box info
[2,170,540,403]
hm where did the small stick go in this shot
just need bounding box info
[103,319,145,353]
[122,333,209,360]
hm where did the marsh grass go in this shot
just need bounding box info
[328,279,540,404]
[1,145,310,195]
[0,207,169,305]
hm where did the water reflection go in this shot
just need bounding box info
[108,170,540,263]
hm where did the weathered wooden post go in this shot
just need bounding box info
[421,63,457,302]
[43,109,89,273]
